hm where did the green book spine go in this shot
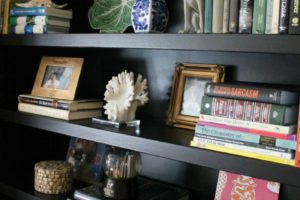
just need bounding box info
[252,0,267,34]
[200,96,297,125]
[204,0,213,33]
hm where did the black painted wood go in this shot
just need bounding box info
[1,34,300,54]
[1,108,300,188]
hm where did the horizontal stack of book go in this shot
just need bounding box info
[202,0,299,34]
[7,5,72,34]
[191,82,300,167]
[18,94,102,120]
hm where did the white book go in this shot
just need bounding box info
[265,0,280,34]
[198,114,296,134]
[18,102,101,120]
[193,137,294,159]
[223,0,230,33]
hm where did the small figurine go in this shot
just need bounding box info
[179,0,204,33]
[16,0,68,8]
[104,70,148,122]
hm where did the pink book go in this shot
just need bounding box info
[215,171,280,200]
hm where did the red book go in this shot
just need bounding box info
[215,170,280,200]
[295,106,300,167]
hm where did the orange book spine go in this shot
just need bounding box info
[2,0,10,34]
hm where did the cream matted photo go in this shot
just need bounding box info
[167,63,225,130]
[31,56,84,100]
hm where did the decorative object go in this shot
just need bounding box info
[215,170,280,200]
[15,0,68,8]
[102,146,142,199]
[88,0,134,33]
[66,137,106,184]
[131,0,169,33]
[167,63,225,130]
[34,160,73,194]
[31,56,84,100]
[103,70,148,122]
[178,0,204,33]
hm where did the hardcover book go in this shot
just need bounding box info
[204,82,300,105]
[200,96,298,125]
[214,171,280,200]
[238,0,254,33]
[212,0,224,33]
[18,102,102,120]
[195,122,297,149]
[66,137,106,184]
[252,0,267,34]
[204,0,213,33]
[18,94,103,111]
[199,114,297,134]
[191,140,296,166]
[265,0,280,34]
[279,0,290,33]
[9,6,72,19]
[295,103,300,167]
[289,0,300,34]
[74,177,190,200]
[228,0,240,33]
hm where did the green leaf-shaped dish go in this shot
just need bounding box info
[88,0,134,33]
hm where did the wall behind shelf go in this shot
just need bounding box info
[2,46,300,119]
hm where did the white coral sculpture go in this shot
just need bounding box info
[104,70,149,122]
[16,0,68,8]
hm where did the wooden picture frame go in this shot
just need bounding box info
[31,56,84,100]
[167,63,225,130]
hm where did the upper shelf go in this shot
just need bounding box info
[1,34,300,54]
[1,108,300,188]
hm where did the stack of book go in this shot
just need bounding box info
[194,0,300,34]
[191,82,299,166]
[18,94,103,120]
[8,5,72,34]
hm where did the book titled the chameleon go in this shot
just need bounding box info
[200,96,298,125]
[214,170,280,200]
[204,82,299,105]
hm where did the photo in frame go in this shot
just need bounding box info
[31,56,84,100]
[66,137,106,184]
[167,63,225,130]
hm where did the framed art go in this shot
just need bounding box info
[31,56,84,100]
[66,137,106,184]
[167,63,225,130]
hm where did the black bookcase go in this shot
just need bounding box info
[1,1,300,200]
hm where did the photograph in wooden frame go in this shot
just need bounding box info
[167,63,225,130]
[31,56,84,100]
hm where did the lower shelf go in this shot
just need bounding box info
[1,108,300,188]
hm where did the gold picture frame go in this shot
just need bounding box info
[167,63,225,130]
[31,56,84,100]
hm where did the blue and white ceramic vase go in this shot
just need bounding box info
[131,0,169,33]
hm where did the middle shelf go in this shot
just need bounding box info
[1,108,300,187]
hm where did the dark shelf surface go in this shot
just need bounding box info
[1,108,300,187]
[1,34,300,54]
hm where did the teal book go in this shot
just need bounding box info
[252,0,267,34]
[204,0,213,33]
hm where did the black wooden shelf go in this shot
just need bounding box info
[1,34,300,54]
[1,108,300,187]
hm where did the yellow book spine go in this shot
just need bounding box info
[190,140,295,166]
[2,0,10,34]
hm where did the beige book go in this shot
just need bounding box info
[212,0,225,33]
[18,102,102,120]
